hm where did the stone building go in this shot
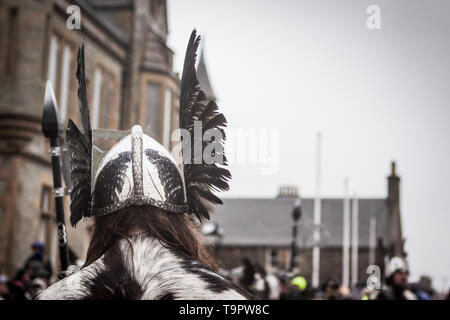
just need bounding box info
[211,162,406,286]
[0,0,214,277]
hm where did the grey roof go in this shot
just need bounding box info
[211,198,390,248]
[75,0,130,45]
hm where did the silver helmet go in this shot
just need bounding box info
[91,125,188,217]
[66,30,230,226]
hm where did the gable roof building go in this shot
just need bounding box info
[211,162,405,286]
[212,198,390,249]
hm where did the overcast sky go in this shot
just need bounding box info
[167,0,450,289]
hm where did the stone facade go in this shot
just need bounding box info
[0,0,179,277]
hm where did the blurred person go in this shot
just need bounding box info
[409,275,436,300]
[321,277,342,300]
[32,267,51,287]
[238,258,256,292]
[8,268,32,300]
[250,264,269,299]
[245,263,281,299]
[28,278,48,299]
[24,242,53,281]
[0,275,10,300]
[375,257,417,300]
[346,280,369,300]
[280,274,316,300]
[36,31,249,300]
[288,275,308,300]
[360,284,380,300]
[278,272,290,300]
[265,273,281,300]
[339,285,351,299]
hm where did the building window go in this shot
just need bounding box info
[91,69,103,129]
[271,249,279,268]
[91,68,117,130]
[5,7,19,77]
[145,82,161,140]
[162,89,172,149]
[47,34,74,122]
[59,46,72,121]
[47,36,58,91]
[101,71,116,129]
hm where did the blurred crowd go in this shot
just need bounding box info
[0,242,53,300]
[219,257,450,300]
[1,244,449,300]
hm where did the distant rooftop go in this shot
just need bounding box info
[76,0,130,45]
[211,197,390,248]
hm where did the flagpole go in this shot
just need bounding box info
[312,132,322,288]
[342,178,350,287]
[369,217,376,266]
[351,194,359,286]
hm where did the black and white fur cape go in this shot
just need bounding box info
[37,236,248,300]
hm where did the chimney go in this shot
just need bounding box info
[387,161,402,256]
[277,185,299,198]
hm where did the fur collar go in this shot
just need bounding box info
[37,236,248,300]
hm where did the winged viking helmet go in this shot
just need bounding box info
[66,30,230,227]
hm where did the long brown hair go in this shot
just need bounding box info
[84,205,217,270]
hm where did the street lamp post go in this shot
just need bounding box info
[41,80,70,272]
[290,197,302,272]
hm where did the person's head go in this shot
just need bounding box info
[84,205,217,270]
[277,271,289,286]
[390,270,409,289]
[31,242,45,260]
[14,268,31,283]
[29,278,47,297]
[386,256,409,289]
[33,268,50,284]
[323,277,341,298]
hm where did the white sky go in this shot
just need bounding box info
[167,0,450,290]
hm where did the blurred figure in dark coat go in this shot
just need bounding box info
[376,257,417,300]
[24,242,53,283]
[8,268,32,300]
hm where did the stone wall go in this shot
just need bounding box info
[0,0,126,276]
[0,0,180,277]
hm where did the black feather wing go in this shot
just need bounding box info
[76,45,92,148]
[66,45,92,227]
[179,30,231,221]
[67,120,91,226]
